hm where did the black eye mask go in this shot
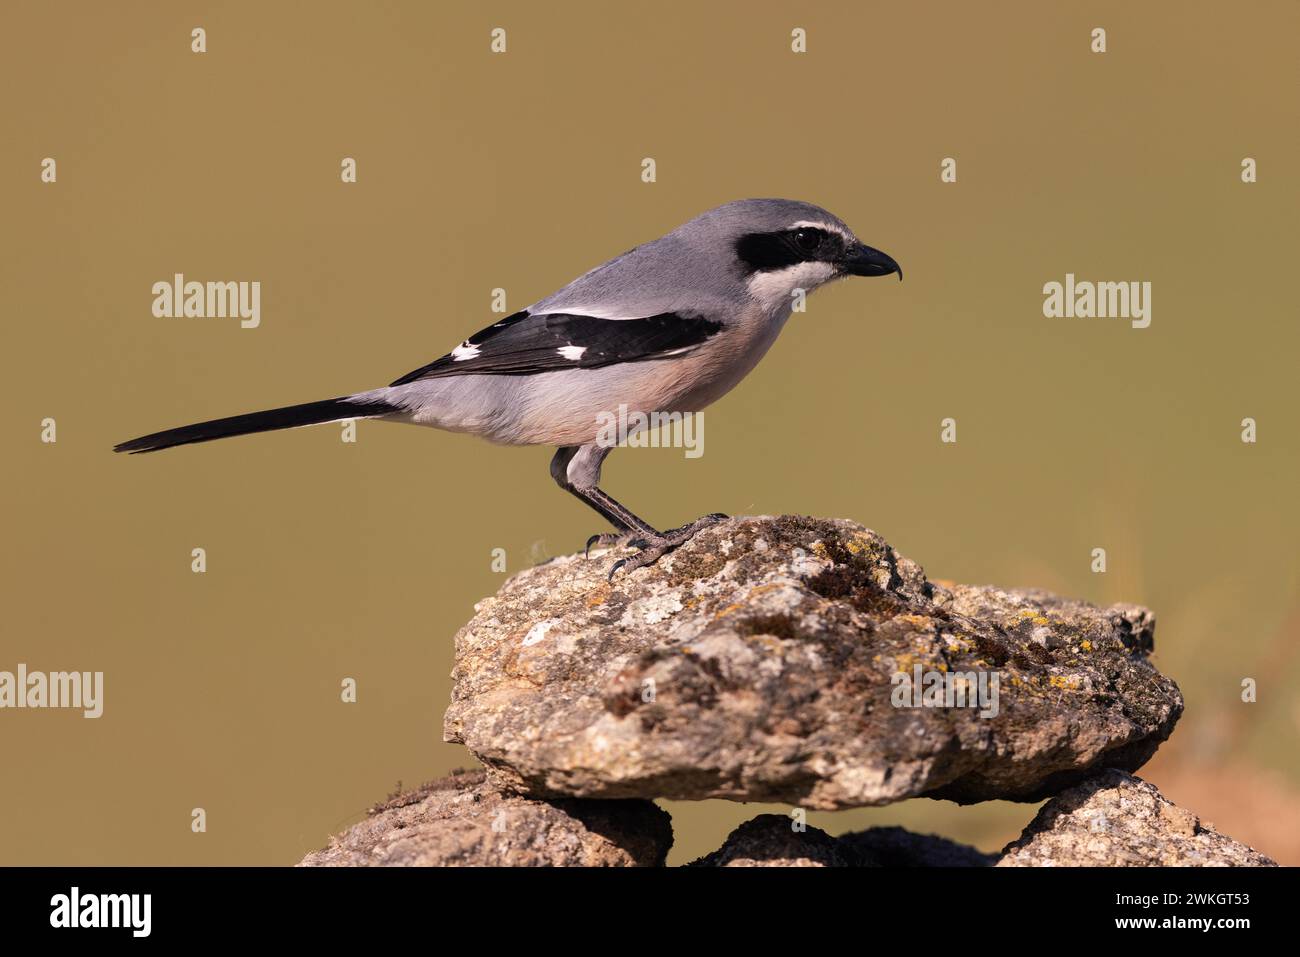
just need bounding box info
[734,227,842,273]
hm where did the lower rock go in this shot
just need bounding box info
[297,769,672,867]
[842,826,996,866]
[997,770,1277,867]
[689,815,858,867]
[691,814,994,867]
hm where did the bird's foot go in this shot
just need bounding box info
[607,513,728,581]
[584,531,635,558]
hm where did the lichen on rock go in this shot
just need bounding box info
[444,516,1184,809]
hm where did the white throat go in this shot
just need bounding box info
[745,261,838,316]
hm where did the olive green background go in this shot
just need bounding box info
[3,1,1297,865]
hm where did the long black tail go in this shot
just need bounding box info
[114,396,397,454]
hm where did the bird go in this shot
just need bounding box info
[115,198,901,577]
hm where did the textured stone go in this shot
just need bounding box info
[841,826,996,867]
[998,770,1277,866]
[690,815,855,867]
[296,769,671,867]
[444,516,1183,808]
[691,815,994,867]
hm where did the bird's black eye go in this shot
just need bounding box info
[792,229,821,254]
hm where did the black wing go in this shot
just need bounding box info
[390,310,723,386]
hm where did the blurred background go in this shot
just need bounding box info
[2,1,1296,865]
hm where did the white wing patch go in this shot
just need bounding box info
[557,344,587,361]
[451,341,481,361]
[529,304,634,320]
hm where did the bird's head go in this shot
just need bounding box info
[683,198,900,313]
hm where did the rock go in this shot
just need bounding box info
[690,815,856,867]
[296,769,672,867]
[997,770,1277,866]
[841,826,996,867]
[444,516,1183,809]
[691,815,995,867]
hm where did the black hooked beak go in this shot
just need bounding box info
[841,242,902,280]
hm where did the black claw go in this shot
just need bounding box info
[585,534,602,559]
[603,513,728,581]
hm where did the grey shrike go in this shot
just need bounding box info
[116,198,901,576]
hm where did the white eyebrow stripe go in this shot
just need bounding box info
[789,220,853,241]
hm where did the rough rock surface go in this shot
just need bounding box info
[691,814,994,867]
[842,826,996,866]
[689,815,857,867]
[296,769,671,867]
[998,770,1278,867]
[444,516,1183,808]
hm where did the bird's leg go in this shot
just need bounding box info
[570,486,727,578]
[605,512,729,579]
[552,445,649,555]
[569,486,655,557]
[550,445,727,578]
[568,485,657,557]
